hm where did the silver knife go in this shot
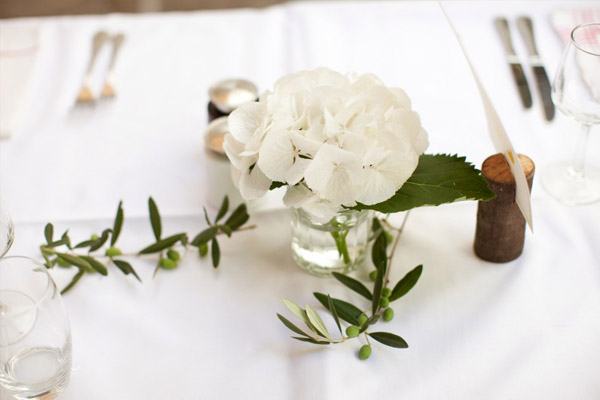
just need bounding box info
[516,16,555,121]
[494,17,532,109]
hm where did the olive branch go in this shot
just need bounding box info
[39,196,252,294]
[277,213,423,360]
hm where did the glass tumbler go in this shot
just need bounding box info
[0,257,71,399]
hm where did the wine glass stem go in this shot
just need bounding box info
[570,123,591,179]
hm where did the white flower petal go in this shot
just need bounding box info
[283,183,314,207]
[304,144,361,205]
[238,165,271,200]
[227,102,265,144]
[257,131,294,181]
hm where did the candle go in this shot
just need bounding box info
[207,79,258,123]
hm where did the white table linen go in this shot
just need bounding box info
[1,1,600,399]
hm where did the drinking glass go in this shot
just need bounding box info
[543,23,600,205]
[0,204,14,258]
[0,257,71,399]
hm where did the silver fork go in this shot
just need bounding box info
[75,30,108,105]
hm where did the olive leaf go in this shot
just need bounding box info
[305,305,331,339]
[211,238,220,268]
[368,332,408,348]
[44,223,54,244]
[389,264,423,302]
[61,268,85,295]
[138,233,187,254]
[112,259,141,282]
[89,229,111,252]
[291,336,330,345]
[215,196,229,223]
[148,197,162,240]
[80,256,108,276]
[56,253,92,271]
[332,272,372,300]
[277,313,312,338]
[224,204,249,230]
[314,292,363,326]
[327,294,343,336]
[191,226,219,246]
[111,201,124,246]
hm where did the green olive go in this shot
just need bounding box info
[383,308,394,322]
[368,270,377,281]
[105,247,122,257]
[379,297,390,308]
[358,344,372,360]
[358,314,368,326]
[167,249,180,262]
[90,234,99,241]
[159,258,177,270]
[345,326,360,338]
[382,288,392,298]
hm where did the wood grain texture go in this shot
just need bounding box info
[474,153,535,263]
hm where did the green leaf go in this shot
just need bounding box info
[269,181,286,190]
[332,272,372,300]
[277,313,311,338]
[203,207,212,226]
[371,231,388,273]
[211,238,220,268]
[372,261,386,315]
[111,201,124,246]
[138,233,187,254]
[282,299,307,322]
[291,336,330,345]
[327,294,343,336]
[219,225,233,237]
[61,230,72,249]
[44,223,54,244]
[89,229,111,252]
[148,197,162,240]
[113,259,141,282]
[305,305,331,339]
[368,332,408,348]
[191,226,218,246]
[74,239,96,249]
[314,292,363,326]
[56,253,93,271]
[390,265,423,302]
[61,268,85,295]
[215,196,229,223]
[80,256,108,276]
[224,204,249,230]
[353,154,495,213]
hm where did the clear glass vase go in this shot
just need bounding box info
[291,208,371,276]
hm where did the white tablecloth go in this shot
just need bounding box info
[1,1,600,399]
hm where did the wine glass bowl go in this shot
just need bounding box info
[543,23,600,205]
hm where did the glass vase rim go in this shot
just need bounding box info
[570,23,600,57]
[0,256,56,319]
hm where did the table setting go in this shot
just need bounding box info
[1,1,599,399]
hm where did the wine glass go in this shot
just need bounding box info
[0,256,72,399]
[543,23,600,205]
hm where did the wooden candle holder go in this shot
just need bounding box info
[474,153,535,263]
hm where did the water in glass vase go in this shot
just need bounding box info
[291,208,371,276]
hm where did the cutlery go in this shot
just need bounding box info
[101,33,125,98]
[516,16,556,121]
[494,17,532,109]
[76,31,108,105]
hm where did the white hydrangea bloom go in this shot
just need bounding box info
[224,67,429,221]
